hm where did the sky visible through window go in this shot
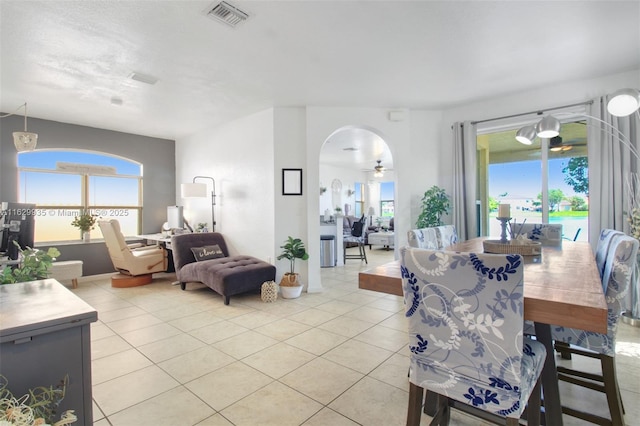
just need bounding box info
[489,157,584,201]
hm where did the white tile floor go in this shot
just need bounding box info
[69,247,640,425]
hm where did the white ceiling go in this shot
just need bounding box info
[1,1,639,170]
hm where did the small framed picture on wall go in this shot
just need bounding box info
[282,168,303,195]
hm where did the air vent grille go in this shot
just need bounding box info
[206,1,249,27]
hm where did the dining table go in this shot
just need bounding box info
[358,237,607,426]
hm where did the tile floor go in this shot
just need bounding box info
[69,248,640,425]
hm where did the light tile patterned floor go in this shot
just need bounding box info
[68,248,640,425]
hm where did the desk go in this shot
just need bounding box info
[359,239,606,425]
[138,233,174,272]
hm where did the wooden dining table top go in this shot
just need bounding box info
[359,237,607,334]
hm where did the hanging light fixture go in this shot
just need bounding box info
[515,125,536,145]
[607,88,640,117]
[0,103,38,152]
[535,115,561,138]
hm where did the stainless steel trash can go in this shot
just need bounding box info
[320,235,336,267]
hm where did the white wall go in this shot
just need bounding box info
[319,164,368,215]
[176,109,276,261]
[273,107,308,285]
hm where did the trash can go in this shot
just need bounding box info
[320,235,336,267]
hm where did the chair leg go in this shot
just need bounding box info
[601,355,625,425]
[361,243,368,264]
[526,377,542,426]
[407,382,423,426]
[429,393,450,426]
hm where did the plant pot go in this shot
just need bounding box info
[280,284,303,299]
[279,273,303,299]
[83,232,90,243]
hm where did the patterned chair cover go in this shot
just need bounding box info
[407,225,458,250]
[510,223,562,245]
[594,229,624,281]
[400,247,546,420]
[553,234,638,356]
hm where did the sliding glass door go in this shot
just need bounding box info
[478,121,588,241]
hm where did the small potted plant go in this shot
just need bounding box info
[335,206,343,216]
[71,212,98,242]
[276,236,309,299]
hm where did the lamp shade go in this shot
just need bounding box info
[367,206,375,215]
[181,182,207,198]
[13,131,38,152]
[535,115,561,138]
[607,88,640,117]
[515,125,536,145]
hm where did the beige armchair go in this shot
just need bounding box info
[98,220,167,285]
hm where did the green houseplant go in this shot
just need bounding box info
[276,236,309,298]
[416,185,451,228]
[0,242,61,285]
[70,213,97,241]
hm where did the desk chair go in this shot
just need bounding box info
[400,247,545,425]
[98,219,167,286]
[552,234,638,426]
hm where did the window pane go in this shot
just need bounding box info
[90,176,140,206]
[33,208,140,241]
[19,171,82,205]
[18,150,141,175]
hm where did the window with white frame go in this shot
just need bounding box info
[17,150,142,242]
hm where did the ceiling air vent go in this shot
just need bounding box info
[205,1,249,27]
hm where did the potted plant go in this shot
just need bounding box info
[416,185,451,228]
[1,242,61,284]
[335,206,342,216]
[71,212,98,242]
[276,236,309,299]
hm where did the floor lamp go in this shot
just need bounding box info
[515,88,640,325]
[181,176,216,232]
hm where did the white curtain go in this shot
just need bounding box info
[588,96,640,247]
[452,121,478,241]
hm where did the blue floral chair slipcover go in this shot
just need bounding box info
[407,225,458,250]
[509,223,562,245]
[595,228,624,281]
[551,234,638,426]
[400,247,546,425]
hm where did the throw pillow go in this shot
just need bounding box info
[191,245,225,261]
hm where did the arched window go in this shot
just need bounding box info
[17,150,142,242]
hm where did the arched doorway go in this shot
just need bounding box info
[318,125,395,270]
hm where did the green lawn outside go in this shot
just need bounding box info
[549,211,589,218]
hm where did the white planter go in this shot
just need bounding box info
[82,232,90,243]
[280,285,303,299]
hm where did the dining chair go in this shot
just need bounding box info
[407,225,458,250]
[400,247,546,426]
[595,228,625,280]
[551,234,638,426]
[509,223,562,245]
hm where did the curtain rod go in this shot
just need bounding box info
[470,99,594,126]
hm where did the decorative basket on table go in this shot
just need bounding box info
[483,240,542,256]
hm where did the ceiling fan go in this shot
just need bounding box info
[374,160,385,177]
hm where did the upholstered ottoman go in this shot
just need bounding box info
[48,260,83,288]
[171,233,276,305]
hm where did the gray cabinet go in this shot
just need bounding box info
[0,279,97,424]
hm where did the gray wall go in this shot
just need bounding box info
[1,115,176,275]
